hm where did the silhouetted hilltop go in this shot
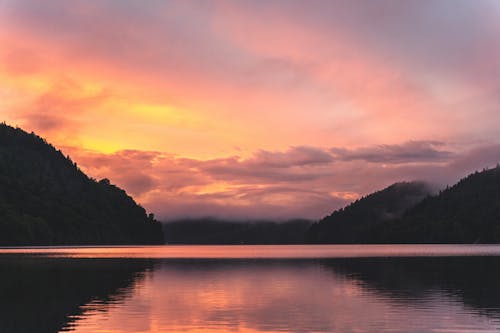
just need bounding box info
[306,182,432,243]
[164,218,312,244]
[371,166,500,243]
[0,123,164,245]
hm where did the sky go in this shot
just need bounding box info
[1,0,500,220]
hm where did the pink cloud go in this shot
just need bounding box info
[4,0,500,151]
[2,1,500,221]
[14,78,110,140]
[60,141,500,221]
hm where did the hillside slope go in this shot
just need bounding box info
[306,182,432,243]
[372,166,500,243]
[0,123,164,245]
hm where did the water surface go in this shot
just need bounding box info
[4,244,500,258]
[1,245,500,333]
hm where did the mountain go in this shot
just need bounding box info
[306,182,432,243]
[370,166,500,243]
[0,123,164,245]
[164,218,312,244]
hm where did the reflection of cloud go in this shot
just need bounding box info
[61,141,500,220]
[70,261,500,333]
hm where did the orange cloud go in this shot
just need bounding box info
[57,141,500,220]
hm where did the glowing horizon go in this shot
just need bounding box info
[2,0,500,220]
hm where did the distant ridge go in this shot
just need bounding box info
[163,218,312,244]
[0,123,164,245]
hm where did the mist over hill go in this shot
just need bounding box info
[165,167,500,245]
[307,166,500,244]
[368,166,500,243]
[163,218,312,244]
[306,182,433,243]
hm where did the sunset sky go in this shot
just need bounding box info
[1,0,500,220]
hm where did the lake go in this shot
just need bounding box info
[2,245,500,333]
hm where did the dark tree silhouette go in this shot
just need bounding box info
[371,166,500,243]
[0,257,155,333]
[0,123,164,245]
[164,218,312,244]
[306,182,432,243]
[307,166,500,244]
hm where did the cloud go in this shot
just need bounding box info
[16,78,110,137]
[331,141,454,164]
[3,0,500,153]
[62,146,349,220]
[2,1,500,220]
[198,147,334,184]
[58,141,500,221]
[249,146,334,168]
[197,147,333,184]
[449,144,500,173]
[63,148,161,197]
[2,47,41,75]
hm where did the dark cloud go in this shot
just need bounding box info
[249,146,334,168]
[198,151,333,184]
[331,141,454,164]
[120,173,156,197]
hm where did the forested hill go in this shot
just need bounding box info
[306,182,433,243]
[370,166,500,243]
[164,218,312,244]
[0,123,164,245]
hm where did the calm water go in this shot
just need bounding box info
[2,245,500,333]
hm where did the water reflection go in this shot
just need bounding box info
[72,259,500,332]
[2,252,500,332]
[321,257,500,320]
[0,257,154,333]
